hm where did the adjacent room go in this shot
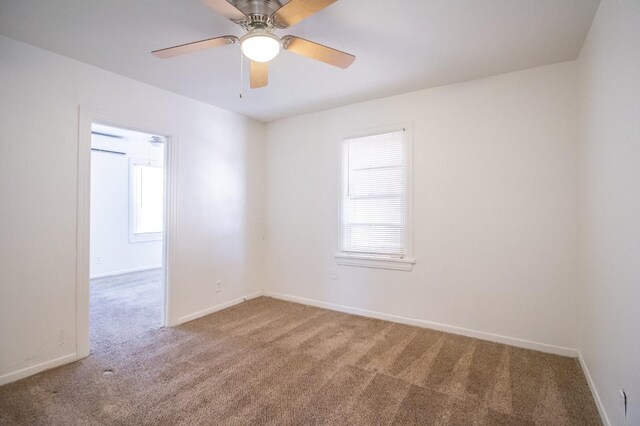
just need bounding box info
[90,124,166,350]
[0,0,638,425]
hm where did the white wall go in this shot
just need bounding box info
[90,133,164,278]
[577,0,640,424]
[264,61,580,352]
[0,35,265,382]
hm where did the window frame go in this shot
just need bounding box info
[335,124,415,271]
[129,157,164,243]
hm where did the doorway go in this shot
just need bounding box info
[88,124,166,351]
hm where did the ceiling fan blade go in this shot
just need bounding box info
[202,0,247,21]
[272,0,337,28]
[282,36,355,68]
[250,61,268,88]
[151,35,238,59]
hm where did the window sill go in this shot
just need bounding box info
[129,232,163,243]
[334,253,415,271]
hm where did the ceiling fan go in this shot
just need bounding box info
[152,0,356,89]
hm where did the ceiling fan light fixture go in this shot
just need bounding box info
[240,30,281,62]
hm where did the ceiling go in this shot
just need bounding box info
[0,0,600,122]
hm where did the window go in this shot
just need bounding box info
[336,126,414,271]
[129,158,164,242]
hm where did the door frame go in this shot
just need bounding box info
[76,106,178,359]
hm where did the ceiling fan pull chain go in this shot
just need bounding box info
[239,46,244,99]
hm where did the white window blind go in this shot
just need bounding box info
[342,130,406,257]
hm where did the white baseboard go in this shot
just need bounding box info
[0,353,77,386]
[263,291,578,357]
[578,351,610,426]
[176,291,264,325]
[90,264,162,279]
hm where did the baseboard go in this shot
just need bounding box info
[263,291,578,357]
[578,351,610,426]
[176,291,263,325]
[90,264,162,279]
[0,353,77,387]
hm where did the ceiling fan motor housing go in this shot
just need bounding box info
[233,0,285,29]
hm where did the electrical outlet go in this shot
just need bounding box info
[330,269,338,280]
[96,256,103,264]
[215,280,222,293]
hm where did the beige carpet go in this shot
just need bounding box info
[0,297,601,425]
[90,268,163,352]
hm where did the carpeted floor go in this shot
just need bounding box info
[90,268,163,352]
[0,297,601,425]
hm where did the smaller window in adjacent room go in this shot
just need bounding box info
[336,126,415,271]
[130,159,164,242]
